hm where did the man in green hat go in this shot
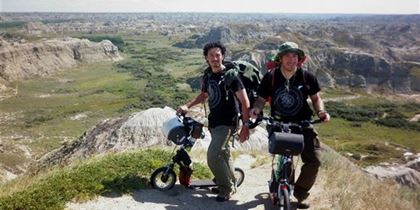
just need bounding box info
[250,42,330,209]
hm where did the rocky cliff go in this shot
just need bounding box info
[0,37,122,91]
[175,19,420,93]
[365,158,420,190]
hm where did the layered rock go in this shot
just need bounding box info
[0,37,122,90]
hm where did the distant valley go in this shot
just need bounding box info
[2,13,419,92]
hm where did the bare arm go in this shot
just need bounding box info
[310,92,330,122]
[235,89,250,125]
[176,92,208,115]
[235,89,250,142]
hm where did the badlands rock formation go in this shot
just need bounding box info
[36,106,269,170]
[0,37,121,91]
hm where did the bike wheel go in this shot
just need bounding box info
[150,167,176,191]
[278,186,291,210]
[234,167,245,187]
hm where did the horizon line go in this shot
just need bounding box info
[1,11,420,16]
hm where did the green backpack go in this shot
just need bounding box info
[223,60,263,106]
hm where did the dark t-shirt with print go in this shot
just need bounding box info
[202,67,244,128]
[257,68,321,123]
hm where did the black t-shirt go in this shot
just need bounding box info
[257,68,321,123]
[202,67,244,128]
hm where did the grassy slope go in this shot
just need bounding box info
[319,89,420,166]
[319,146,418,210]
[0,148,416,210]
[319,118,419,165]
[0,149,211,210]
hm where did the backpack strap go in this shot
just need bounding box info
[267,67,278,105]
[300,68,310,92]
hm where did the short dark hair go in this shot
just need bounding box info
[203,42,226,57]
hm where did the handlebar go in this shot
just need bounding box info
[246,116,322,130]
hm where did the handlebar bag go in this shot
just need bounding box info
[268,132,304,155]
[162,117,188,145]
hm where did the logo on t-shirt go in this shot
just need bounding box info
[273,87,304,116]
[208,80,222,109]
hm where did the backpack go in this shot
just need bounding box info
[202,61,263,125]
[223,60,263,107]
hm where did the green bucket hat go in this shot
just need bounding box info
[274,42,305,62]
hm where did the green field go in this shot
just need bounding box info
[0,33,202,170]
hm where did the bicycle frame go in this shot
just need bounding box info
[276,154,293,191]
[247,116,321,209]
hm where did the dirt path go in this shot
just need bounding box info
[66,155,328,210]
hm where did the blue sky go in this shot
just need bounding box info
[1,0,419,14]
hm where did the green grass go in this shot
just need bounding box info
[322,87,357,98]
[0,62,144,155]
[319,118,420,166]
[0,149,212,210]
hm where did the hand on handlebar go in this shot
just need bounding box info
[317,111,330,123]
[176,105,188,116]
[249,107,261,119]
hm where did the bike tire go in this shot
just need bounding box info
[234,167,245,187]
[278,186,291,210]
[150,167,176,191]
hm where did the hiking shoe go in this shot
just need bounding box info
[216,195,230,202]
[294,191,309,201]
[297,200,310,209]
[210,187,220,194]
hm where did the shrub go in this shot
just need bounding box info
[0,149,211,210]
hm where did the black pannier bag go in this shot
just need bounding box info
[268,132,304,155]
[191,121,203,139]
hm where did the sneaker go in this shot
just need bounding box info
[216,195,230,202]
[294,191,309,201]
[297,200,310,209]
[210,187,220,194]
